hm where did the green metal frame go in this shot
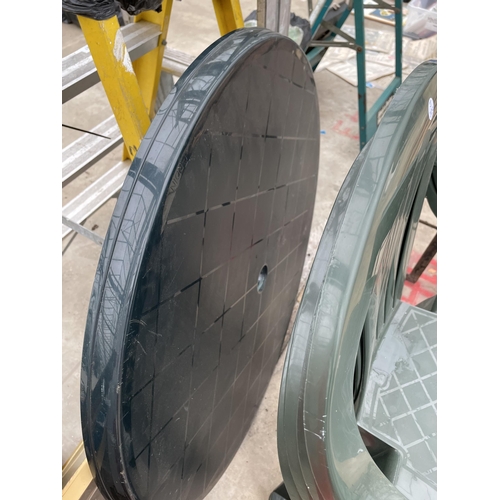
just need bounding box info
[306,0,403,148]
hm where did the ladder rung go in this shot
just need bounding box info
[62,216,104,245]
[62,116,122,186]
[62,160,130,239]
[62,21,161,103]
[162,47,195,77]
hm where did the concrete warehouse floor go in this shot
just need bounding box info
[62,2,437,498]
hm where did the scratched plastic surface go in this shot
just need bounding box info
[277,61,437,499]
[81,28,320,500]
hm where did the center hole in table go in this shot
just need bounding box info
[257,265,268,293]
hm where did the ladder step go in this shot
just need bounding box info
[62,160,130,239]
[62,21,161,103]
[62,216,104,245]
[62,116,122,186]
[162,47,195,77]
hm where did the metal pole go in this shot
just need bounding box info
[278,0,291,35]
[257,0,291,35]
[266,0,279,31]
[257,0,266,27]
[395,0,403,79]
[354,0,367,148]
[406,235,437,284]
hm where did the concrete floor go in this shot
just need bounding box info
[62,2,437,498]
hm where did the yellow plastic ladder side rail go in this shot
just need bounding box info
[133,0,175,120]
[77,14,151,160]
[212,0,244,35]
[122,0,174,161]
[62,455,93,500]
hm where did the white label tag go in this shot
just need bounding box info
[428,98,434,120]
[425,16,437,32]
